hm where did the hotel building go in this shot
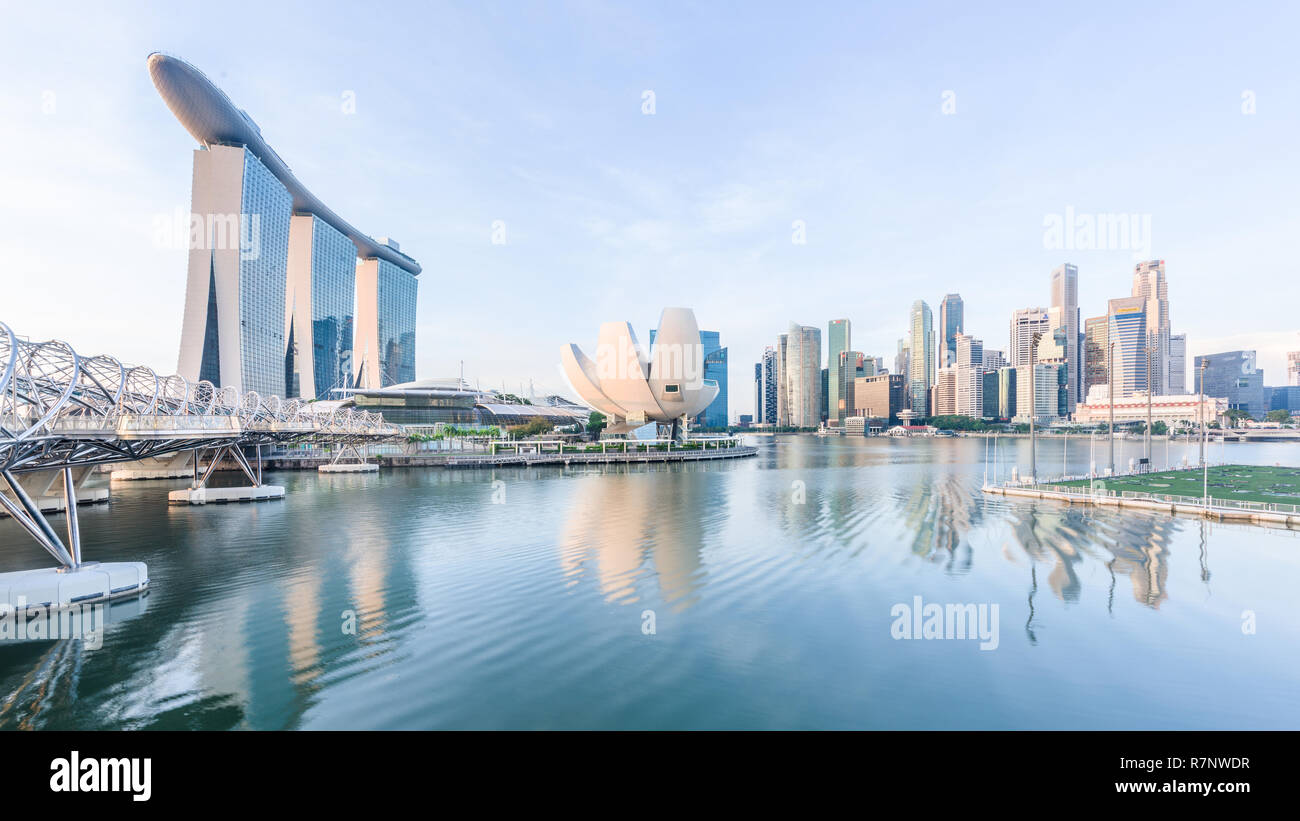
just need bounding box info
[148,53,421,399]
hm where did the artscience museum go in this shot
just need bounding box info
[561,308,720,437]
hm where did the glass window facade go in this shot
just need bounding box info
[310,218,357,398]
[376,260,418,386]
[239,149,293,396]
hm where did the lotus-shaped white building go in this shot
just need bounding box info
[562,308,719,435]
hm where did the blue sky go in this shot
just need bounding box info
[2,0,1297,416]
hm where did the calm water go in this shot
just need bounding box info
[2,436,1299,730]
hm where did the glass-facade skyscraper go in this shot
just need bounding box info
[182,144,293,397]
[908,300,934,414]
[1107,296,1149,398]
[827,319,850,424]
[152,52,421,400]
[286,214,357,400]
[938,294,963,368]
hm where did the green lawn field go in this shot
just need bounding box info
[1052,464,1300,506]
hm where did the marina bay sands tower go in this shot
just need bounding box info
[147,53,420,399]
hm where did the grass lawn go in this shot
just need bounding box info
[1052,464,1300,506]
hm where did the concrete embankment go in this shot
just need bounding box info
[984,484,1300,528]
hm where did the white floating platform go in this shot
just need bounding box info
[168,485,286,505]
[0,561,149,610]
[111,467,193,481]
[0,488,110,517]
[318,463,379,473]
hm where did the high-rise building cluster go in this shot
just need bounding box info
[751,257,1293,430]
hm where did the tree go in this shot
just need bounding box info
[1222,408,1252,427]
[1266,409,1293,424]
[586,411,607,435]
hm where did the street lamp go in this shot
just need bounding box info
[1108,340,1117,476]
[1200,358,1209,512]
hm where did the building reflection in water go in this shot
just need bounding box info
[558,464,709,610]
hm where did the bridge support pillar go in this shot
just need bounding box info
[167,443,284,505]
[318,443,378,473]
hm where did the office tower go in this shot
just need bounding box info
[827,319,850,425]
[1016,363,1065,422]
[151,53,421,398]
[853,373,906,425]
[908,300,934,414]
[938,294,964,367]
[761,347,779,423]
[1132,260,1171,393]
[1195,351,1266,418]
[1010,308,1052,368]
[1288,349,1300,387]
[955,333,983,368]
[820,368,830,422]
[698,331,728,428]
[873,356,885,375]
[982,349,1007,371]
[1083,314,1109,399]
[956,367,983,418]
[754,362,762,424]
[932,367,957,416]
[837,351,866,421]
[981,371,1000,418]
[1050,263,1080,410]
[1168,333,1187,394]
[285,214,356,400]
[776,333,790,426]
[997,367,1017,419]
[355,249,418,387]
[784,323,822,427]
[1107,296,1149,398]
[895,339,910,385]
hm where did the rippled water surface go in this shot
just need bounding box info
[2,436,1298,729]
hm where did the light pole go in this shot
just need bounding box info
[1029,331,1042,482]
[1145,342,1153,467]
[1108,340,1117,476]
[1200,359,1209,512]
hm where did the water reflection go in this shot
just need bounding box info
[0,436,1297,729]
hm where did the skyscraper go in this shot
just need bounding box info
[908,300,934,414]
[1050,263,1080,410]
[1009,308,1052,369]
[286,214,356,400]
[1107,296,1149,398]
[1083,314,1109,399]
[761,347,778,424]
[838,350,866,420]
[827,319,850,425]
[1168,333,1187,394]
[355,251,418,388]
[697,330,728,428]
[1132,260,1171,394]
[938,294,964,368]
[150,53,422,398]
[955,333,983,368]
[753,362,762,425]
[1288,349,1300,387]
[178,143,293,396]
[776,333,790,426]
[784,323,822,427]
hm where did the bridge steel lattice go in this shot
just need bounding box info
[0,320,399,570]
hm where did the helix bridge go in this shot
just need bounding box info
[0,320,400,610]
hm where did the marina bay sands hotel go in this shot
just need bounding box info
[147,52,420,400]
